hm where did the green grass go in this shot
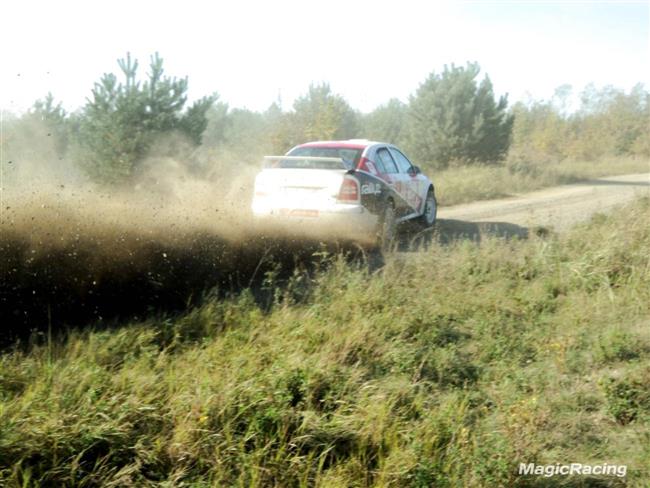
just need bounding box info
[435,157,650,206]
[1,198,650,487]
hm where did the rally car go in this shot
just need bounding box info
[251,140,437,248]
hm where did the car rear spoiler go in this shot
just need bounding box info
[262,156,353,170]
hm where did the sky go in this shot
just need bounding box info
[1,0,648,115]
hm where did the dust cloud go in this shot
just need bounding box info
[0,122,358,345]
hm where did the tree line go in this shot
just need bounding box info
[4,53,649,185]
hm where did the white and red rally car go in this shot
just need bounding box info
[251,140,437,248]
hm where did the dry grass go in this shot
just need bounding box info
[1,197,649,486]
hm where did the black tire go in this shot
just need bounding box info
[418,187,437,227]
[377,201,396,251]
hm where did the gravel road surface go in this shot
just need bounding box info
[438,172,650,232]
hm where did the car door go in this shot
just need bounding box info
[374,146,412,216]
[388,146,423,216]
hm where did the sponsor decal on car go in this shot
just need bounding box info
[361,182,382,195]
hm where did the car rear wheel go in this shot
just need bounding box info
[419,188,437,227]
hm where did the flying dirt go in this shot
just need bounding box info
[1,165,648,346]
[0,157,370,346]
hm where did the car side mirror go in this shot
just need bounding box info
[409,166,421,176]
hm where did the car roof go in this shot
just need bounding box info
[296,139,386,150]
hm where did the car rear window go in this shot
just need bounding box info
[284,147,362,170]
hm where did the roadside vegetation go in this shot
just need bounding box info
[1,197,649,486]
[2,55,648,199]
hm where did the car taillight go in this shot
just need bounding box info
[338,178,359,202]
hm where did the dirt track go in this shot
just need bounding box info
[437,172,650,235]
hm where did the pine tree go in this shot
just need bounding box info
[406,62,514,169]
[31,93,69,157]
[77,53,216,183]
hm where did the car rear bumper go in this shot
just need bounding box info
[252,203,379,244]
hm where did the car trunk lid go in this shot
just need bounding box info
[254,163,350,211]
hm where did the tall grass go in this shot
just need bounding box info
[1,198,649,486]
[435,157,650,206]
